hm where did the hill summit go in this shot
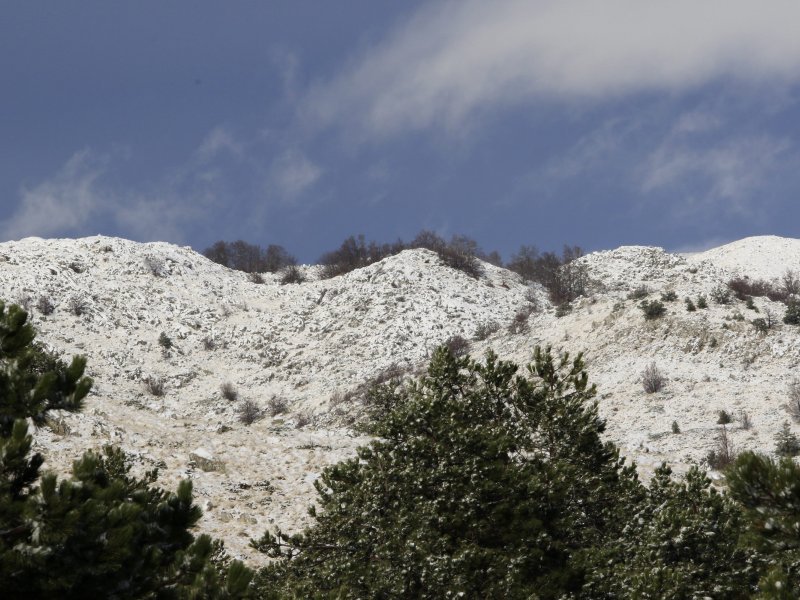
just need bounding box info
[1,234,798,560]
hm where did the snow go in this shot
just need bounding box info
[2,233,800,563]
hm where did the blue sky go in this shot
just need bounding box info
[2,1,800,262]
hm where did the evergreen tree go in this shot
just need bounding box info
[0,302,253,598]
[728,452,800,598]
[587,464,756,598]
[253,346,642,598]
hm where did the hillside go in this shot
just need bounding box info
[1,234,798,561]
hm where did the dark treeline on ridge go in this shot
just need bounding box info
[202,231,588,304]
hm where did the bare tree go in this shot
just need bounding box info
[641,362,665,393]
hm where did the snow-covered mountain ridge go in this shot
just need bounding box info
[2,234,800,561]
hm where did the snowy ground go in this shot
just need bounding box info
[1,234,799,562]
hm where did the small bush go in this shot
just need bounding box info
[372,363,407,386]
[740,411,752,430]
[696,295,708,309]
[508,307,533,334]
[444,335,471,357]
[627,285,650,300]
[745,297,758,311]
[144,255,166,277]
[775,421,800,457]
[144,376,165,397]
[671,421,680,434]
[639,300,666,320]
[524,287,540,309]
[473,321,499,341]
[238,400,263,425]
[267,396,289,417]
[294,411,313,429]
[783,270,800,296]
[158,332,173,351]
[660,290,678,302]
[437,244,483,279]
[710,285,732,305]
[36,296,55,315]
[67,295,88,316]
[248,272,265,284]
[787,379,800,422]
[554,303,572,318]
[202,336,218,350]
[706,425,736,470]
[641,362,665,393]
[784,300,800,325]
[717,410,733,425]
[220,382,238,402]
[685,297,696,312]
[727,276,784,302]
[752,318,768,334]
[280,265,306,285]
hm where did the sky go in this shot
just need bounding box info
[3,1,800,263]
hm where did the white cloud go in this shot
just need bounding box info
[304,0,800,138]
[196,126,243,162]
[268,150,322,199]
[1,148,222,243]
[672,110,722,135]
[542,117,641,180]
[1,150,107,240]
[641,134,791,214]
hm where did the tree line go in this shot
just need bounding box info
[202,233,588,304]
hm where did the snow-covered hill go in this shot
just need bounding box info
[2,234,799,561]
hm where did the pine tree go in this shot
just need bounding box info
[774,421,800,457]
[727,452,800,598]
[253,346,642,598]
[587,464,756,598]
[0,302,253,597]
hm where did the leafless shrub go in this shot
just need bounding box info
[267,395,289,416]
[710,285,733,305]
[508,307,533,334]
[67,295,88,316]
[641,362,665,394]
[764,307,778,329]
[783,270,800,297]
[660,290,678,302]
[294,411,313,429]
[16,295,32,313]
[280,265,306,285]
[237,399,263,425]
[220,382,238,402]
[329,391,355,408]
[706,424,736,470]
[202,336,218,350]
[740,411,752,430]
[627,285,650,300]
[728,276,789,303]
[524,287,540,308]
[144,376,165,397]
[373,363,407,386]
[788,379,800,422]
[473,321,500,341]
[36,296,55,315]
[248,272,265,284]
[143,255,166,277]
[444,335,471,357]
[436,243,483,279]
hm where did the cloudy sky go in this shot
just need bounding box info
[3,1,800,262]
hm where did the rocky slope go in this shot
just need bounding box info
[1,234,799,562]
